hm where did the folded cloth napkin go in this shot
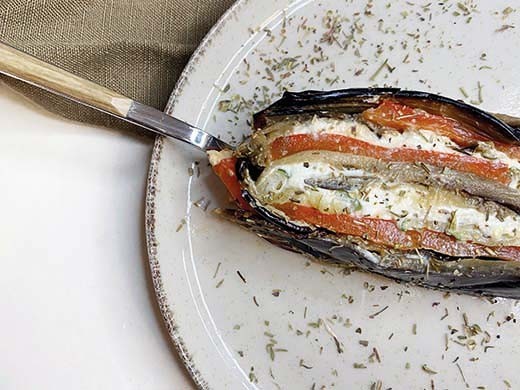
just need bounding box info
[0,0,234,131]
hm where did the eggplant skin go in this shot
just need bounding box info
[224,88,520,300]
[219,208,520,300]
[253,88,520,144]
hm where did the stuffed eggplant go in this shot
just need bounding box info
[209,88,520,299]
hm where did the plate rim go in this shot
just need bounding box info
[144,1,247,389]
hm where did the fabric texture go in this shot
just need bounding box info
[0,0,235,130]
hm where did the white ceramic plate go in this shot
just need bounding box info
[147,1,520,388]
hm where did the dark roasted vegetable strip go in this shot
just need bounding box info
[218,209,520,299]
[254,88,520,144]
[209,88,520,300]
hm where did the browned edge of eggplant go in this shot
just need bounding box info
[223,88,520,299]
[253,88,520,143]
[241,88,520,234]
[221,209,520,300]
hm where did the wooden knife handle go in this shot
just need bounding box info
[0,41,133,118]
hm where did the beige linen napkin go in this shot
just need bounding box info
[0,0,234,130]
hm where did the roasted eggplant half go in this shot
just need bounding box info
[209,88,520,299]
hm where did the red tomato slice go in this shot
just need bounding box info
[275,202,520,262]
[497,144,520,160]
[270,134,511,185]
[212,157,252,211]
[363,99,520,160]
[361,99,490,147]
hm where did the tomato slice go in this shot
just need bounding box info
[363,99,520,160]
[270,133,511,185]
[212,157,252,211]
[361,99,490,147]
[497,144,520,160]
[275,203,520,262]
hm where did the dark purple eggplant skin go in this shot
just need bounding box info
[230,88,520,300]
[244,87,520,232]
[220,209,520,300]
[253,88,520,144]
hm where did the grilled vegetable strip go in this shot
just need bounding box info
[361,99,490,147]
[209,88,520,299]
[221,208,520,300]
[498,144,520,160]
[363,99,520,160]
[248,157,520,247]
[264,151,520,211]
[275,203,520,262]
[208,153,251,211]
[269,133,511,185]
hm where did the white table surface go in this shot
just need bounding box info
[0,83,195,389]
